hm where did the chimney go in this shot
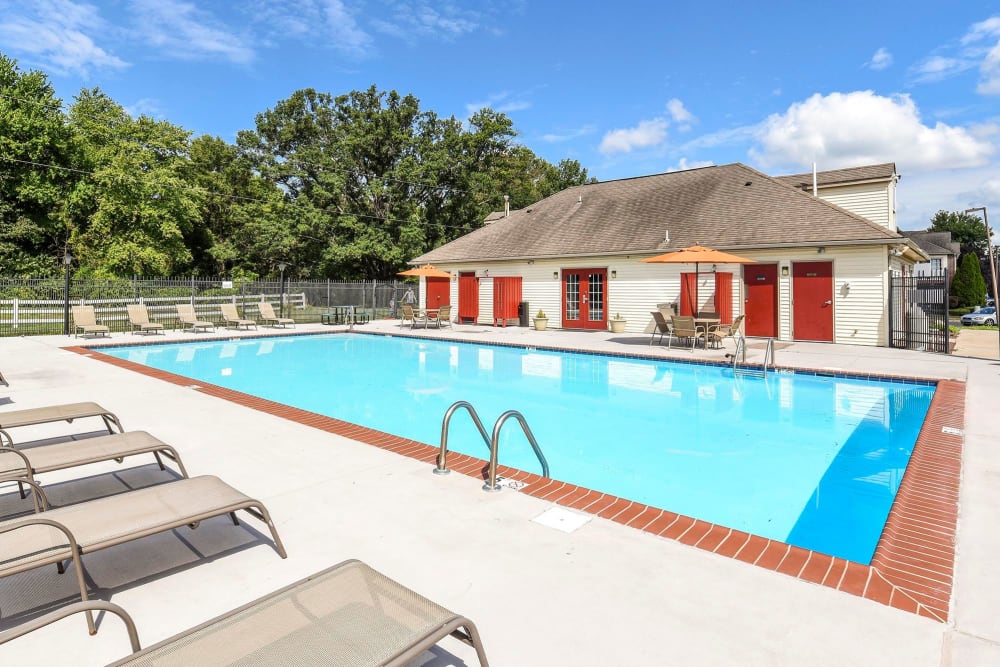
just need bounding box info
[503,194,510,217]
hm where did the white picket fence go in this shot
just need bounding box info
[0,292,306,331]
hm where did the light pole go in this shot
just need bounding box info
[277,262,287,319]
[62,252,73,335]
[965,206,998,354]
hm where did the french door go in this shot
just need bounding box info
[562,269,607,330]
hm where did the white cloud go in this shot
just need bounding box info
[130,0,255,64]
[599,119,668,154]
[124,98,163,119]
[666,98,695,131]
[372,2,480,40]
[750,90,995,173]
[465,91,531,117]
[244,0,372,57]
[0,0,126,75]
[962,16,1000,94]
[895,164,1000,230]
[666,158,714,172]
[867,47,893,70]
[541,125,596,143]
[909,55,976,83]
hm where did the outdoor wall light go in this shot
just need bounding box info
[781,266,789,277]
[817,247,826,254]
[553,271,559,279]
[611,270,617,279]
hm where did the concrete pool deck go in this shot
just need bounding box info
[0,321,997,665]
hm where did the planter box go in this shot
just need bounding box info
[533,318,548,331]
[609,319,627,333]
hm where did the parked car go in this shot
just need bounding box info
[961,307,998,326]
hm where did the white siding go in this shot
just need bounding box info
[431,245,890,345]
[817,182,893,229]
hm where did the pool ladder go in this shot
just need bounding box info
[434,401,550,492]
[729,336,776,377]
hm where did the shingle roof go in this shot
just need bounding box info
[414,163,904,264]
[901,231,960,257]
[775,163,897,190]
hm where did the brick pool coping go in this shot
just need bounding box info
[68,336,963,622]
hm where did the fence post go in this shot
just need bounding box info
[190,276,195,306]
[63,257,72,335]
[12,298,18,330]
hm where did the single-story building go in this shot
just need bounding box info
[410,162,927,346]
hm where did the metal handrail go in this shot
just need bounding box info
[483,410,550,491]
[730,334,746,371]
[435,401,492,475]
[762,338,775,376]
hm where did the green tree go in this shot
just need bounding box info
[952,252,987,308]
[928,210,989,255]
[0,54,78,274]
[67,89,202,277]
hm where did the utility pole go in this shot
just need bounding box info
[966,207,998,356]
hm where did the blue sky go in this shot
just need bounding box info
[1,1,998,230]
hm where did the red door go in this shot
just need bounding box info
[458,273,478,323]
[562,269,607,330]
[792,261,834,342]
[744,264,778,337]
[425,277,450,309]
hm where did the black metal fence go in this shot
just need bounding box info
[888,270,950,353]
[0,277,418,337]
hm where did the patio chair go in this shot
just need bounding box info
[0,475,286,636]
[175,303,215,333]
[0,368,8,387]
[2,560,489,667]
[401,304,426,329]
[257,301,295,328]
[429,304,452,328]
[70,305,109,338]
[668,315,705,351]
[707,314,745,349]
[0,431,188,507]
[0,401,123,447]
[649,310,673,346]
[125,304,164,335]
[221,303,257,330]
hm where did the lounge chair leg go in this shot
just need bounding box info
[56,560,65,575]
[153,451,165,471]
[229,511,240,526]
[17,480,26,500]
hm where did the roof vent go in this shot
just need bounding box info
[744,181,752,186]
[578,195,582,203]
[503,194,510,217]
[664,229,670,242]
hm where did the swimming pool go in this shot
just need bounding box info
[102,333,935,564]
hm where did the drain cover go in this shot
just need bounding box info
[532,507,592,533]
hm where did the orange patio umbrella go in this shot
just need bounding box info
[397,264,453,279]
[642,244,755,316]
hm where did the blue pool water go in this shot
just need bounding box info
[102,334,935,564]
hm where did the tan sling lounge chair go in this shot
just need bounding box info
[401,303,424,328]
[175,303,215,332]
[257,301,295,328]
[70,305,110,338]
[0,475,286,635]
[221,303,257,330]
[0,431,188,499]
[669,315,705,351]
[0,401,123,447]
[706,314,745,349]
[125,304,164,335]
[428,304,452,328]
[649,310,673,346]
[2,560,489,666]
[0,368,8,386]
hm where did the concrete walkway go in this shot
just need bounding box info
[0,322,998,666]
[952,327,1000,360]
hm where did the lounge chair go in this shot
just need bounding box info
[0,368,8,387]
[125,304,164,335]
[0,431,187,502]
[0,401,123,447]
[429,304,452,328]
[221,303,257,330]
[257,301,295,328]
[668,315,705,351]
[2,560,489,666]
[0,475,286,635]
[70,305,109,338]
[649,310,673,346]
[707,314,745,349]
[175,303,215,333]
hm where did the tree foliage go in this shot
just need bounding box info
[952,252,987,308]
[0,54,597,278]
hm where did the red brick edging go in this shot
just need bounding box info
[69,345,963,621]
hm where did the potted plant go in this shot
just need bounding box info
[533,309,549,331]
[609,312,627,333]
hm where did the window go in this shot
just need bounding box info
[930,258,942,271]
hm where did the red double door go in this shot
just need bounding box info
[562,269,607,329]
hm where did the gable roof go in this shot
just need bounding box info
[414,163,905,264]
[775,163,897,190]
[901,231,960,257]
